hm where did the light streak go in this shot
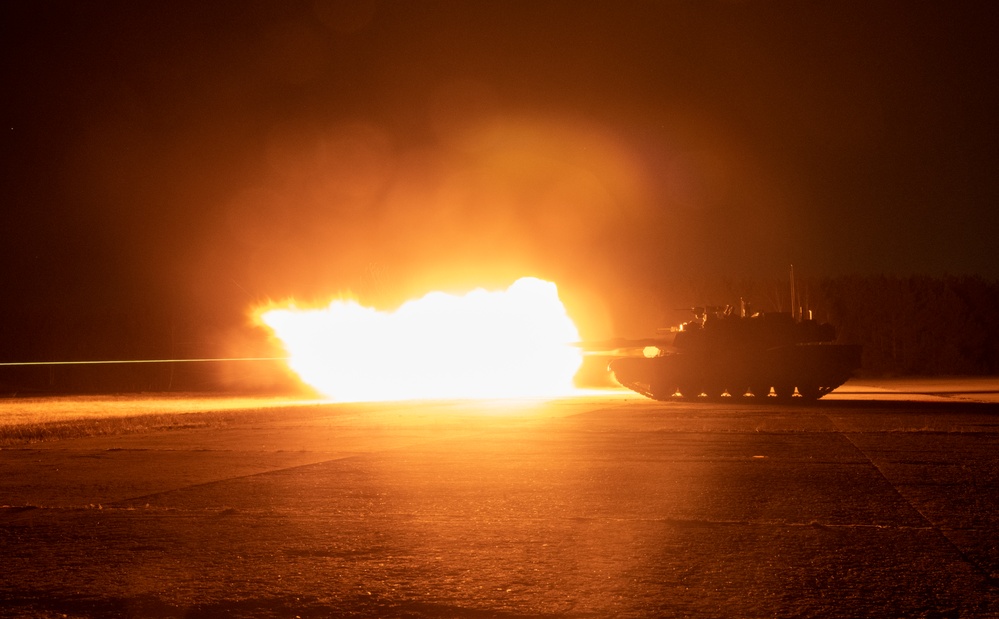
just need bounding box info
[0,357,288,367]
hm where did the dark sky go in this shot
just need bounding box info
[3,0,998,347]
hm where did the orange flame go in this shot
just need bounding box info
[255,277,583,401]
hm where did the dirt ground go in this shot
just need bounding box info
[2,380,999,618]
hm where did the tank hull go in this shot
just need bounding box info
[609,343,862,401]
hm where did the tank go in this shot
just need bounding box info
[607,304,862,401]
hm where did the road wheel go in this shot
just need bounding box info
[703,384,726,401]
[773,384,795,400]
[678,384,701,399]
[728,386,746,398]
[797,384,821,401]
[650,380,678,400]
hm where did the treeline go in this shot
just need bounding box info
[3,274,997,394]
[813,275,999,376]
[641,273,999,378]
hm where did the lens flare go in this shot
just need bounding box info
[256,277,583,401]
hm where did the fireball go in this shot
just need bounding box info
[256,277,582,401]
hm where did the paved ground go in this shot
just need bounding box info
[2,382,999,618]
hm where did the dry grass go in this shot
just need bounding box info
[0,411,237,446]
[0,393,323,447]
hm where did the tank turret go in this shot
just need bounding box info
[607,304,861,401]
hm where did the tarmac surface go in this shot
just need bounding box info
[2,379,999,618]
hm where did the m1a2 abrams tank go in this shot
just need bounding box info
[607,302,862,401]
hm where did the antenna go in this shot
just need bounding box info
[789,264,796,320]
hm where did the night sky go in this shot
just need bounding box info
[3,1,998,354]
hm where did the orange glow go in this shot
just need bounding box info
[256,277,583,401]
